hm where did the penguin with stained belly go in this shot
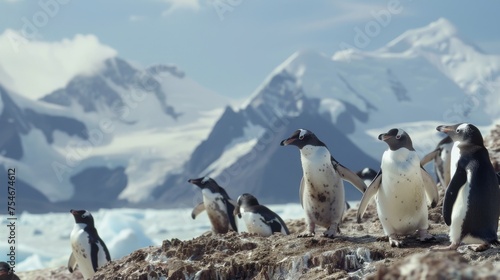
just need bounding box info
[281,129,367,238]
[188,176,238,234]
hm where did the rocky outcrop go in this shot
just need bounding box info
[18,195,500,280]
[485,124,500,172]
[86,202,498,280]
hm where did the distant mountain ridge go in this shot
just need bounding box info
[0,18,499,212]
[153,18,500,207]
[0,57,229,212]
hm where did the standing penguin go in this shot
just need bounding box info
[281,129,367,238]
[69,209,111,280]
[433,123,500,251]
[357,128,439,247]
[421,135,453,188]
[234,193,289,237]
[188,177,238,234]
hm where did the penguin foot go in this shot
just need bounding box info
[322,231,338,238]
[389,236,404,248]
[417,229,435,242]
[322,225,340,238]
[430,243,459,251]
[297,231,315,238]
[467,243,490,252]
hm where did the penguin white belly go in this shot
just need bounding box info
[202,190,229,233]
[70,225,97,279]
[241,210,273,237]
[449,178,471,244]
[301,147,344,228]
[449,141,461,180]
[377,150,427,235]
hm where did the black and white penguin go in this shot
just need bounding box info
[433,123,500,251]
[421,135,453,188]
[69,209,111,280]
[234,193,289,237]
[281,129,367,238]
[188,176,238,234]
[356,167,378,186]
[357,128,439,247]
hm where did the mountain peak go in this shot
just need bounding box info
[382,18,460,53]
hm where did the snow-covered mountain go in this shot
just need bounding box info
[2,18,499,213]
[0,57,229,212]
[153,18,500,207]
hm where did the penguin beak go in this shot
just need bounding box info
[187,178,203,187]
[70,209,77,215]
[280,137,296,146]
[436,125,453,133]
[378,133,392,141]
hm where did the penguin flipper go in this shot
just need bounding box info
[259,206,290,235]
[356,170,382,223]
[67,252,77,273]
[421,167,439,208]
[331,158,367,193]
[496,172,500,185]
[443,166,467,226]
[420,149,438,166]
[225,200,238,232]
[191,202,205,219]
[99,238,111,262]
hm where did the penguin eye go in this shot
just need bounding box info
[396,135,401,140]
[299,135,304,140]
[456,129,460,133]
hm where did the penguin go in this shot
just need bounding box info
[357,128,439,247]
[432,123,500,251]
[69,209,111,280]
[356,167,378,186]
[234,193,289,237]
[188,177,238,234]
[421,135,453,188]
[280,129,367,238]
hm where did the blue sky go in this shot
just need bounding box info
[1,0,500,99]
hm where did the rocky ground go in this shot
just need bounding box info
[485,124,500,172]
[17,198,500,280]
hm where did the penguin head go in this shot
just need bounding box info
[436,123,484,146]
[356,167,377,181]
[237,193,260,207]
[234,193,260,218]
[187,176,221,193]
[280,129,325,149]
[378,128,414,151]
[70,209,95,227]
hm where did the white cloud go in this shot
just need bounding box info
[160,0,200,16]
[302,2,410,32]
[0,29,117,99]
